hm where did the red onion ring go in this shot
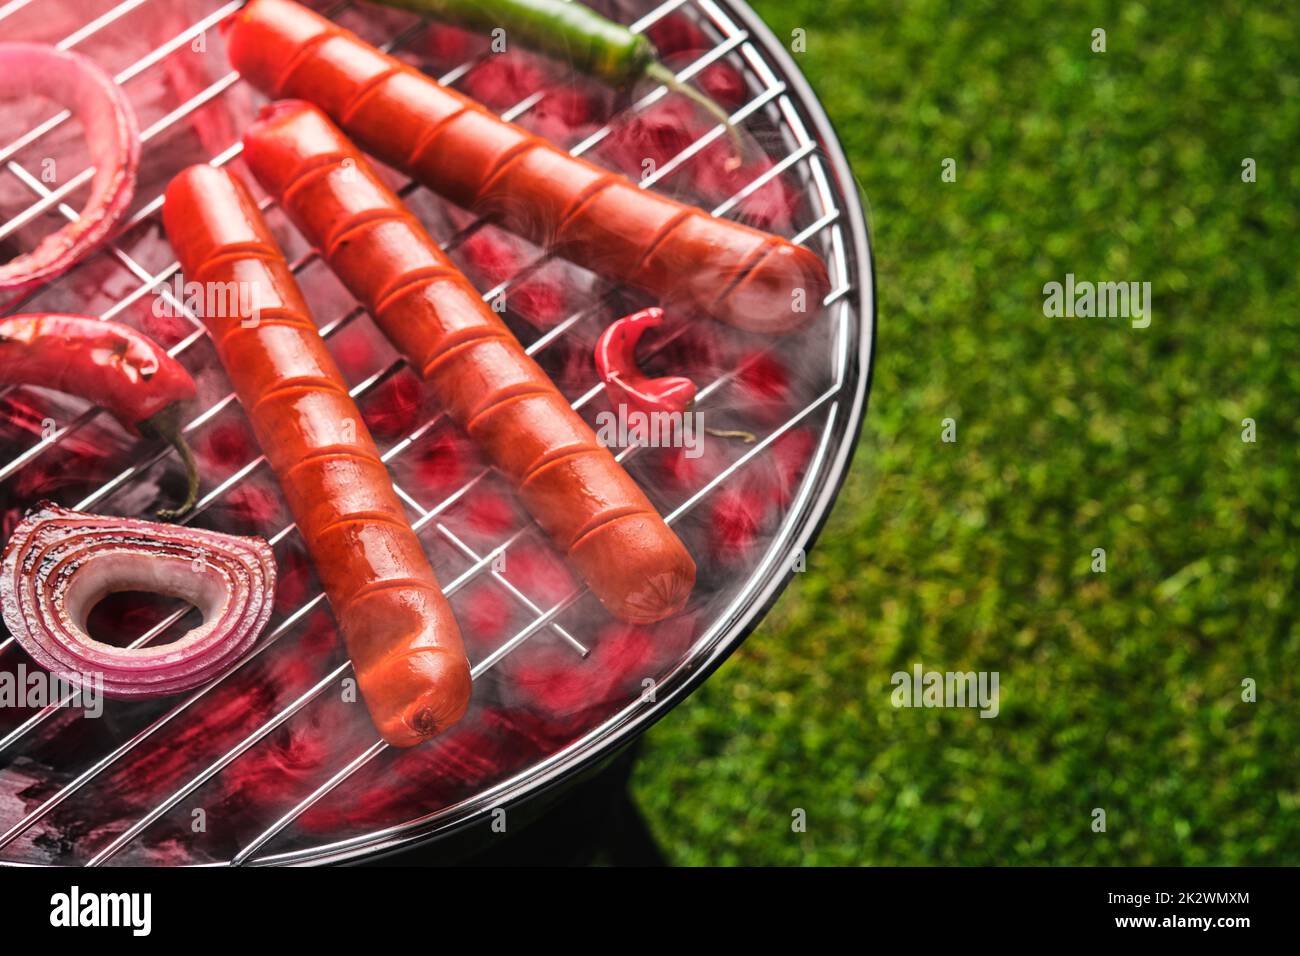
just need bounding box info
[0,43,141,295]
[0,504,276,699]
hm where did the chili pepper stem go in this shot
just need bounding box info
[644,61,746,158]
[140,404,200,519]
[706,427,757,444]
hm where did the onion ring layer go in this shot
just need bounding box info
[0,43,141,295]
[1,504,276,698]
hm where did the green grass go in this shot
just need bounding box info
[630,0,1300,865]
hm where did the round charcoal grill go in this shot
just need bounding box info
[0,0,872,866]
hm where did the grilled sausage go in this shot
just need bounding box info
[163,164,470,747]
[225,0,829,334]
[243,101,695,623]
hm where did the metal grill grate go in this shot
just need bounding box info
[0,0,871,865]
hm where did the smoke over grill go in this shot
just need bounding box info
[0,0,868,865]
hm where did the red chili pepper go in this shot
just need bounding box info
[593,307,697,417]
[0,314,200,518]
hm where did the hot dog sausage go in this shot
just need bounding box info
[225,0,829,335]
[243,101,695,624]
[162,165,470,747]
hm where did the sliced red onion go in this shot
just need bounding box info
[0,504,276,699]
[0,43,141,295]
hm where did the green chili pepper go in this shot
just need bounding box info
[379,0,742,148]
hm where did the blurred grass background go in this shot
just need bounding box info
[630,0,1300,864]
